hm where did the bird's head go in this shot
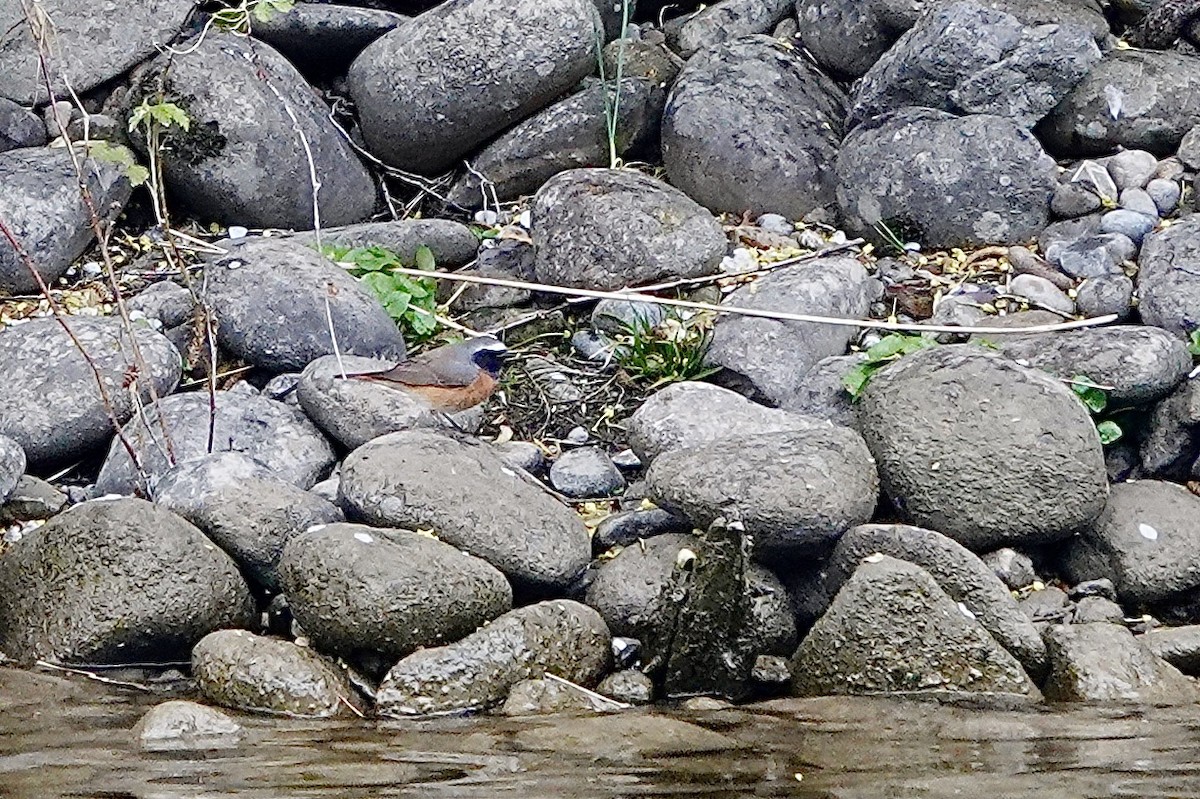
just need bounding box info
[467,336,508,378]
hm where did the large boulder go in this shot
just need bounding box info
[661,35,846,222]
[376,600,610,715]
[532,167,727,290]
[791,556,1038,697]
[836,108,1057,248]
[1039,50,1200,157]
[347,0,601,174]
[0,498,254,664]
[129,33,375,229]
[279,523,513,664]
[0,317,180,468]
[202,236,406,372]
[0,146,132,294]
[848,2,1100,129]
[705,256,873,405]
[1061,480,1200,606]
[338,430,591,593]
[0,0,195,103]
[94,390,336,497]
[665,0,795,57]
[1138,218,1200,338]
[857,345,1108,550]
[646,428,878,556]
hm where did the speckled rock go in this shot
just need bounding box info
[665,0,794,57]
[837,108,1056,248]
[192,630,365,717]
[1142,625,1200,675]
[500,676,609,716]
[1042,622,1200,703]
[646,428,878,555]
[791,556,1039,698]
[0,434,24,504]
[347,0,600,173]
[1138,217,1200,338]
[857,345,1108,550]
[0,317,181,468]
[133,700,244,752]
[549,447,626,498]
[338,430,590,593]
[376,600,611,715]
[0,498,254,664]
[532,168,727,291]
[279,522,512,664]
[661,34,846,221]
[94,390,336,497]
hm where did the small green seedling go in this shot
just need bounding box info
[841,333,938,400]
[85,140,150,187]
[1188,329,1200,357]
[211,0,295,34]
[1068,375,1123,445]
[321,243,440,341]
[128,100,190,135]
[614,310,719,389]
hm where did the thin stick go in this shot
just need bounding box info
[372,268,1120,336]
[543,673,630,710]
[35,660,153,692]
[324,288,348,380]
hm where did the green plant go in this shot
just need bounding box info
[211,0,295,34]
[841,333,938,400]
[596,0,633,168]
[1068,375,1123,445]
[614,309,719,389]
[84,140,150,187]
[321,244,440,341]
[127,98,191,222]
[1188,329,1200,357]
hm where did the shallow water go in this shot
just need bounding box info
[3,667,1200,799]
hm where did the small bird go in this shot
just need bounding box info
[349,335,507,413]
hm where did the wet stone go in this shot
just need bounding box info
[549,447,626,498]
[133,700,244,752]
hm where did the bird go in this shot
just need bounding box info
[347,335,508,413]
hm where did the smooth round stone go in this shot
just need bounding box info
[1119,188,1160,217]
[1100,209,1156,244]
[549,447,626,498]
[1075,275,1134,319]
[1009,274,1075,314]
[1146,178,1182,216]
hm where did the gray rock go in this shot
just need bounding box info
[626,381,825,462]
[1146,178,1182,216]
[1008,273,1075,314]
[338,430,590,593]
[848,3,1099,130]
[820,524,1048,678]
[1040,50,1200,157]
[1042,622,1199,703]
[532,167,727,291]
[447,78,657,207]
[1047,233,1134,279]
[287,219,480,268]
[0,475,66,524]
[192,630,365,717]
[1106,149,1160,191]
[1181,123,1200,169]
[127,281,196,329]
[596,669,654,704]
[1106,442,1141,484]
[1071,596,1125,624]
[202,236,405,373]
[500,675,608,716]
[857,345,1108,551]
[0,98,46,152]
[0,498,254,664]
[0,0,194,103]
[591,297,668,336]
[646,428,879,554]
[1119,187,1160,217]
[0,146,132,293]
[376,600,611,715]
[1142,625,1200,675]
[1075,274,1134,319]
[983,325,1191,405]
[665,0,794,57]
[511,712,740,756]
[151,453,344,591]
[1099,209,1157,244]
[1140,378,1200,477]
[131,33,374,229]
[706,257,873,406]
[1051,181,1104,218]
[250,3,407,76]
[601,37,684,88]
[836,108,1056,249]
[133,700,244,752]
[94,390,336,497]
[348,0,600,174]
[784,354,864,428]
[549,447,626,498]
[1040,213,1102,252]
[0,434,24,504]
[0,317,181,468]
[791,556,1038,697]
[591,508,693,553]
[662,34,846,221]
[279,522,512,664]
[1021,585,1071,624]
[1139,218,1200,337]
[1062,480,1200,606]
[494,441,546,475]
[982,547,1038,590]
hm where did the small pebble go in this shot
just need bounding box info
[1075,274,1134,320]
[1072,596,1126,625]
[473,209,499,226]
[981,548,1037,590]
[1068,578,1117,601]
[1153,157,1186,182]
[571,329,611,361]
[610,448,642,470]
[549,446,625,498]
[755,213,793,235]
[1118,187,1160,217]
[1146,178,1182,216]
[1051,181,1102,218]
[592,298,666,335]
[1099,209,1156,244]
[227,225,249,240]
[720,247,756,275]
[1009,274,1075,314]
[494,440,546,475]
[1105,149,1158,191]
[597,669,653,705]
[565,426,589,445]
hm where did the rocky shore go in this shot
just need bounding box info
[5,0,1200,736]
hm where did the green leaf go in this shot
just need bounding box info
[1096,420,1123,445]
[841,364,874,399]
[384,292,411,317]
[1070,376,1108,414]
[1189,329,1200,357]
[253,0,295,23]
[415,244,436,272]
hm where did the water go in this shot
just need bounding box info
[4,667,1200,799]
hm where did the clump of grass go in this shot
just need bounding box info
[320,243,440,342]
[614,309,719,389]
